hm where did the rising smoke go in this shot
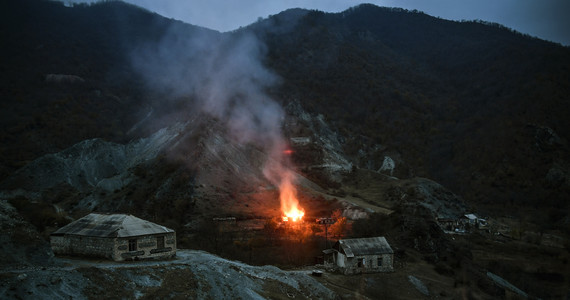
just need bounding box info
[130,22,297,198]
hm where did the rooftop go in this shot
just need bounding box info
[334,236,393,257]
[51,213,174,238]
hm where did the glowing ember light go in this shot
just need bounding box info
[279,172,304,222]
[283,149,294,155]
[284,209,305,222]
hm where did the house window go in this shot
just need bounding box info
[357,258,364,268]
[157,236,165,249]
[128,239,137,251]
[377,257,383,267]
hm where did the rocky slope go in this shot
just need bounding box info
[2,2,569,298]
[0,94,466,222]
[0,200,53,267]
[2,0,569,219]
[0,250,336,299]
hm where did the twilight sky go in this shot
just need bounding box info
[63,0,570,45]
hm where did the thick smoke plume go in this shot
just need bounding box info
[131,24,300,213]
[132,28,280,143]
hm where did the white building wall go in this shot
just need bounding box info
[335,252,346,267]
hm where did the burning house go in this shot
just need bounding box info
[50,213,176,261]
[326,236,394,274]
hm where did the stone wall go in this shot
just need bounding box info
[340,253,394,274]
[50,235,115,259]
[114,233,176,261]
[50,235,68,254]
[380,254,394,272]
[51,232,176,261]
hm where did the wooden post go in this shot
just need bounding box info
[316,218,336,250]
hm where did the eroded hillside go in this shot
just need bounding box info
[1,1,570,299]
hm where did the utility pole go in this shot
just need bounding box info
[316,218,336,249]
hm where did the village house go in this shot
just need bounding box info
[437,213,488,233]
[50,213,176,261]
[325,236,394,274]
[460,213,488,229]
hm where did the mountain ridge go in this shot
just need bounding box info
[2,1,570,298]
[252,4,570,211]
[1,0,568,225]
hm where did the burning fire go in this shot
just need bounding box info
[264,142,304,223]
[279,172,304,222]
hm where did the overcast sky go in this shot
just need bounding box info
[63,0,570,45]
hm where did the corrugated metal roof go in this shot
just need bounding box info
[336,237,393,257]
[51,213,174,238]
[464,213,478,220]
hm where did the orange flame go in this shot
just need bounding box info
[279,173,304,222]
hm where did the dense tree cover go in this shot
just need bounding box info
[253,5,570,214]
[2,0,569,217]
[0,0,217,179]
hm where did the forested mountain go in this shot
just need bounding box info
[2,0,569,221]
[3,0,570,218]
[2,1,570,298]
[0,0,218,177]
[254,5,570,213]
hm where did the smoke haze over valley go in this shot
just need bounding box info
[1,0,570,298]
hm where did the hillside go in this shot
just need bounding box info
[0,249,337,299]
[0,0,219,179]
[2,1,569,214]
[255,5,570,216]
[1,1,570,298]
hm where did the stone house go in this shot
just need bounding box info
[460,213,488,229]
[437,213,488,233]
[50,213,176,261]
[326,236,394,274]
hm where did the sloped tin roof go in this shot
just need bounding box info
[336,236,393,257]
[51,213,174,238]
[464,213,478,220]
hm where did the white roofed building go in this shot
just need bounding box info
[327,236,394,274]
[460,213,487,228]
[50,213,176,261]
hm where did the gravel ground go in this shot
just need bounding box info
[0,250,337,299]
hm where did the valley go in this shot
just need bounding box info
[1,0,569,299]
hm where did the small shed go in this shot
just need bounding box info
[50,213,176,261]
[462,213,478,225]
[328,236,394,274]
[460,213,487,229]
